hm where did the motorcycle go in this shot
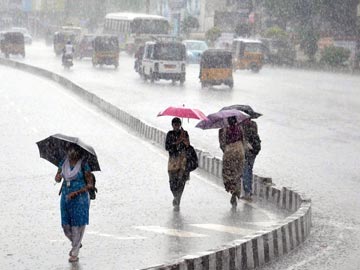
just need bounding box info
[62,54,74,69]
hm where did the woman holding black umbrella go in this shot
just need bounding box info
[55,144,94,263]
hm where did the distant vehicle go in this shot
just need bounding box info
[232,38,264,72]
[92,35,120,68]
[141,39,186,84]
[10,27,32,44]
[53,31,77,56]
[134,45,145,74]
[182,40,208,64]
[61,26,82,37]
[103,12,170,54]
[260,38,296,66]
[0,31,25,58]
[76,34,95,59]
[199,49,233,88]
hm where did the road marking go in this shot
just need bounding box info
[190,224,258,236]
[86,230,146,240]
[134,226,208,238]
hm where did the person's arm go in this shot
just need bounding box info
[219,128,226,152]
[165,131,178,152]
[67,163,94,200]
[55,168,62,182]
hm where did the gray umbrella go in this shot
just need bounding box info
[220,105,262,119]
[36,133,100,171]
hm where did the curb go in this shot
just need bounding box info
[0,57,312,269]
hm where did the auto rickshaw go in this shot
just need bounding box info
[232,38,264,72]
[0,31,25,58]
[92,35,119,68]
[53,30,77,56]
[199,49,233,88]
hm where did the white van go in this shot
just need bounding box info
[141,40,186,84]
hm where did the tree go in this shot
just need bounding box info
[264,26,288,40]
[205,27,221,46]
[181,16,199,37]
[235,23,251,37]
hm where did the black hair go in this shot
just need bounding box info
[172,117,182,125]
[227,116,237,126]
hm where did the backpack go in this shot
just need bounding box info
[186,145,198,172]
[81,161,98,200]
[250,134,261,155]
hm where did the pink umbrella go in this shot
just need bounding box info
[158,106,208,120]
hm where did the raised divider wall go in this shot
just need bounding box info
[0,58,312,270]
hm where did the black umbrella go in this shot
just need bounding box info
[36,133,101,171]
[220,105,262,119]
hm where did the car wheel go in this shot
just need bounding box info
[250,63,259,73]
[150,70,155,83]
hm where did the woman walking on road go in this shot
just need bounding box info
[165,117,190,211]
[55,144,94,262]
[219,116,245,207]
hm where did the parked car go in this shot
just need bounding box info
[142,40,186,84]
[10,27,32,44]
[182,39,208,64]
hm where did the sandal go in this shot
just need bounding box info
[68,256,79,263]
[69,244,82,256]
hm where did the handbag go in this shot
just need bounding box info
[186,145,198,172]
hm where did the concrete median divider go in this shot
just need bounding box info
[0,57,312,270]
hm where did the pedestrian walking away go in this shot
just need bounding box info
[55,144,94,263]
[219,116,245,207]
[241,118,261,202]
[165,117,190,211]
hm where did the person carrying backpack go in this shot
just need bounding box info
[241,118,261,201]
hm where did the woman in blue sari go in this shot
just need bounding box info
[55,144,94,263]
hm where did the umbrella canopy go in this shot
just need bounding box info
[36,133,101,171]
[157,106,208,120]
[220,104,262,119]
[196,109,249,130]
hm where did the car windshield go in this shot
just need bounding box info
[245,43,263,53]
[154,43,186,61]
[94,37,119,51]
[185,42,208,51]
[201,53,232,68]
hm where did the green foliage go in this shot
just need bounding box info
[320,46,351,66]
[264,26,288,40]
[181,16,200,36]
[205,27,221,45]
[299,25,319,61]
[235,23,251,37]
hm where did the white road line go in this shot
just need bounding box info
[86,231,146,240]
[190,224,258,236]
[134,226,208,238]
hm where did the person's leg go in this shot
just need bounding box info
[169,171,186,208]
[243,155,255,196]
[62,224,72,242]
[69,225,86,258]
